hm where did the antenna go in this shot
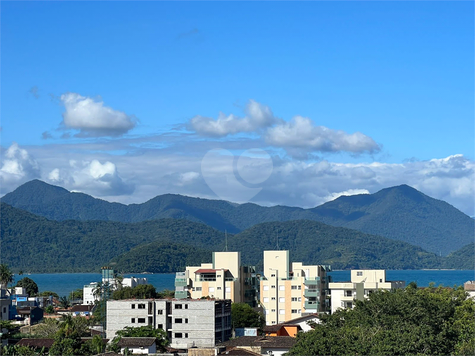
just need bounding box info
[225,230,228,252]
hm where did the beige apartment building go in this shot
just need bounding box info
[260,250,331,325]
[175,252,258,306]
[329,269,405,314]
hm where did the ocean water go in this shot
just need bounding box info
[17,270,475,297]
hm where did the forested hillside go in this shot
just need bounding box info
[2,180,473,256]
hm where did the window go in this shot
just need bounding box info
[345,290,352,297]
[291,297,297,302]
[279,309,285,315]
[265,310,269,315]
[279,285,285,291]
[185,304,188,309]
[209,287,215,293]
[138,318,146,323]
[291,285,297,290]
[271,285,276,289]
[131,318,135,323]
[225,287,231,293]
[217,275,221,277]
[298,285,301,290]
[263,297,269,303]
[279,297,285,303]
[138,304,145,309]
[263,286,269,291]
[272,321,276,324]
[271,309,276,312]
[175,304,182,309]
[158,324,163,329]
[298,297,301,302]
[195,287,202,291]
[298,309,301,314]
[217,287,222,290]
[271,274,276,277]
[379,279,383,283]
[357,271,363,276]
[185,333,188,338]
[347,302,353,308]
[185,318,188,323]
[175,318,182,323]
[175,333,183,338]
[157,310,163,315]
[131,304,135,309]
[291,309,298,314]
[271,297,276,301]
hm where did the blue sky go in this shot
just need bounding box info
[1,1,474,215]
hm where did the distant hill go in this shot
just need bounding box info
[1,202,452,273]
[443,243,474,270]
[2,180,473,255]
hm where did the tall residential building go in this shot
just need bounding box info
[260,250,331,325]
[329,269,406,314]
[106,299,231,349]
[175,252,258,306]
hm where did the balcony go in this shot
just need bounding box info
[304,301,320,310]
[304,277,320,286]
[304,289,319,297]
[174,291,188,299]
[174,279,187,287]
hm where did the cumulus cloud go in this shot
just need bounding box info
[187,100,277,137]
[266,116,380,155]
[60,93,137,137]
[323,189,370,202]
[0,143,40,193]
[47,159,134,197]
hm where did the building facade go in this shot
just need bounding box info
[329,269,406,314]
[260,250,331,325]
[175,252,258,306]
[106,299,231,349]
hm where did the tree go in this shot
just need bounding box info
[0,264,14,292]
[231,303,265,330]
[288,285,475,356]
[38,291,59,299]
[114,325,169,351]
[33,318,60,338]
[58,296,70,309]
[112,284,157,300]
[15,277,38,296]
[69,288,83,301]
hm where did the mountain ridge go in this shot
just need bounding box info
[2,180,473,255]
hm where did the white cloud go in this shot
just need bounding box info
[266,116,380,154]
[0,143,40,193]
[323,189,370,202]
[187,100,277,137]
[60,92,137,137]
[47,159,134,197]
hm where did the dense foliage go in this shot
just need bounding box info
[444,243,474,270]
[3,180,473,255]
[112,325,169,352]
[2,202,470,272]
[15,277,39,296]
[231,303,265,330]
[288,285,475,355]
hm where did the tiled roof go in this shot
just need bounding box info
[16,338,54,348]
[195,269,228,274]
[71,304,94,312]
[220,347,262,355]
[117,337,156,347]
[218,336,296,349]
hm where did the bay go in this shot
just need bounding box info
[16,270,475,298]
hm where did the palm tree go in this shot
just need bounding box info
[59,296,71,309]
[0,264,14,294]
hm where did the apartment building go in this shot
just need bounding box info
[175,252,258,306]
[329,269,406,314]
[260,250,331,325]
[106,299,231,349]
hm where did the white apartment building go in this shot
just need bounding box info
[83,274,148,305]
[175,252,258,306]
[329,269,406,314]
[106,299,232,349]
[260,250,331,325]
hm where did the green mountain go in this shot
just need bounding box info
[443,243,474,270]
[2,180,473,255]
[1,202,452,273]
